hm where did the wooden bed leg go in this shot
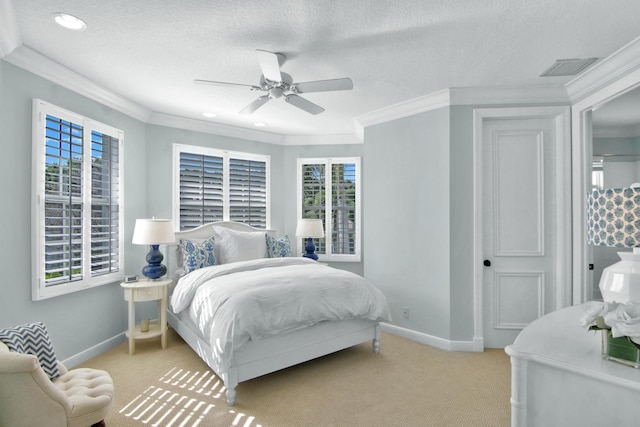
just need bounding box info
[372,337,380,353]
[226,387,236,406]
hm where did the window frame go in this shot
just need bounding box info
[172,144,271,230]
[297,157,361,262]
[31,99,124,300]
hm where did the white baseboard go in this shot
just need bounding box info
[62,332,126,369]
[381,323,483,352]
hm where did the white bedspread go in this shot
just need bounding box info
[170,257,391,373]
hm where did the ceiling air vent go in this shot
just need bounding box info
[540,58,598,77]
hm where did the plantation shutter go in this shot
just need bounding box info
[90,130,120,276]
[44,115,84,285]
[38,105,123,296]
[301,163,326,253]
[298,157,360,261]
[229,157,267,228]
[331,162,356,255]
[179,152,224,230]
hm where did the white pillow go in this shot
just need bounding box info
[212,226,267,263]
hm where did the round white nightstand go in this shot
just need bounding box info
[120,278,172,355]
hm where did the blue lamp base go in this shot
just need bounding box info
[302,237,319,261]
[142,244,167,279]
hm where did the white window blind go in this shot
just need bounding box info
[33,100,124,300]
[174,144,270,230]
[297,157,360,261]
[229,157,268,228]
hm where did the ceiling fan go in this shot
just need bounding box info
[195,49,353,115]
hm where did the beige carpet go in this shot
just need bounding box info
[79,329,511,426]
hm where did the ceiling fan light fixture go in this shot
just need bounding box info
[52,13,87,31]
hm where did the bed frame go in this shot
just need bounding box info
[168,221,381,406]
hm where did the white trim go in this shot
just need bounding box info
[354,86,571,136]
[570,69,640,304]
[449,86,570,106]
[31,99,125,300]
[472,106,571,348]
[150,112,284,145]
[566,35,640,103]
[296,157,361,262]
[354,89,451,130]
[6,46,152,122]
[62,332,126,369]
[172,143,271,231]
[0,0,20,57]
[381,323,481,352]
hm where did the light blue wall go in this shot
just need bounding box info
[0,61,148,360]
[363,108,452,338]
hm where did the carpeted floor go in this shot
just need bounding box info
[79,329,511,426]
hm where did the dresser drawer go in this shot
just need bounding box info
[126,285,162,302]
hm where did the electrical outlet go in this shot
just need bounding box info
[402,306,410,319]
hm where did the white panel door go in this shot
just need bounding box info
[482,118,557,348]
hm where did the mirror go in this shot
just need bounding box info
[590,85,640,300]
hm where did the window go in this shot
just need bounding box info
[173,144,270,230]
[32,100,123,300]
[297,157,361,262]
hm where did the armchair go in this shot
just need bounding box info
[0,338,114,427]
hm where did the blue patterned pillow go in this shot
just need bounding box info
[0,322,60,380]
[179,236,216,274]
[266,234,293,258]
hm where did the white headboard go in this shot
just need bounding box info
[170,221,276,275]
[175,221,274,241]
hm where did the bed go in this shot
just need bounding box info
[166,221,391,406]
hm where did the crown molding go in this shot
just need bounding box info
[354,86,571,131]
[0,0,21,58]
[147,112,285,145]
[283,133,361,145]
[149,112,361,146]
[566,35,640,102]
[4,45,152,122]
[3,43,360,145]
[448,86,570,105]
[355,89,451,130]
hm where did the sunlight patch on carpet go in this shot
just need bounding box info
[119,366,263,426]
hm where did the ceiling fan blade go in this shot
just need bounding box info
[293,78,353,93]
[239,95,270,115]
[194,79,261,90]
[256,49,283,82]
[284,94,325,115]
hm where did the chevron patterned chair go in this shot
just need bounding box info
[0,322,114,427]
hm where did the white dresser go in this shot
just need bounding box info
[505,304,640,426]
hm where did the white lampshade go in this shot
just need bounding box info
[132,218,176,245]
[296,219,325,238]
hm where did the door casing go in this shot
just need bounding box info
[472,106,572,350]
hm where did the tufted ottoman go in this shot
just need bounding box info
[54,364,115,427]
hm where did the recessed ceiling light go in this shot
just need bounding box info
[254,122,266,127]
[52,13,87,31]
[202,112,217,118]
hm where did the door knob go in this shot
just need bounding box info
[483,259,491,267]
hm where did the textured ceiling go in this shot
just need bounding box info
[5,0,640,140]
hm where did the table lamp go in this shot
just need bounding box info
[296,219,325,261]
[132,218,175,279]
[587,186,640,302]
